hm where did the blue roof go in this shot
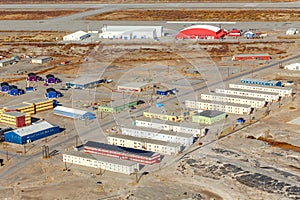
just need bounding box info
[85,141,158,158]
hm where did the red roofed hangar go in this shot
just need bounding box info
[176,25,227,40]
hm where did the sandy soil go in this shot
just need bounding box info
[86,9,300,22]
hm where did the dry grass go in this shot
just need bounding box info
[257,137,300,152]
[86,9,300,22]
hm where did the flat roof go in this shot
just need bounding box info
[67,76,103,86]
[85,141,158,158]
[7,121,56,137]
[104,100,138,108]
[201,93,266,101]
[216,88,279,95]
[233,53,270,57]
[121,126,193,138]
[108,134,181,147]
[0,58,15,63]
[4,103,33,110]
[3,111,25,117]
[118,82,153,88]
[31,56,52,60]
[188,99,252,108]
[24,98,53,104]
[53,106,90,116]
[63,151,138,167]
[240,78,280,83]
[231,83,292,91]
[196,110,225,118]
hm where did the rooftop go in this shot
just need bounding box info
[31,56,52,60]
[121,126,193,138]
[53,106,90,116]
[0,58,15,63]
[84,141,158,158]
[118,82,153,88]
[201,93,266,101]
[3,111,25,117]
[7,121,57,137]
[67,76,103,86]
[65,30,89,37]
[232,83,292,91]
[63,151,138,167]
[233,53,270,57]
[195,110,225,118]
[187,99,252,108]
[4,103,33,110]
[108,134,181,147]
[24,98,53,104]
[216,88,280,95]
[182,24,221,33]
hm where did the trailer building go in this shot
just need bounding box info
[240,79,282,87]
[200,93,266,108]
[108,134,181,155]
[232,54,271,61]
[121,126,193,146]
[31,56,52,64]
[63,151,139,175]
[98,100,138,113]
[117,82,154,93]
[53,106,95,120]
[84,141,160,165]
[143,111,183,122]
[4,121,60,144]
[185,100,252,115]
[192,110,226,125]
[215,88,279,102]
[0,58,15,67]
[229,83,292,97]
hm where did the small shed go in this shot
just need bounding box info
[192,110,226,125]
[1,82,9,93]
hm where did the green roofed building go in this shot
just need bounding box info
[98,100,138,113]
[192,110,226,125]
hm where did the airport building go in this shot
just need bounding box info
[176,25,226,40]
[63,30,91,41]
[200,93,266,108]
[4,121,60,144]
[121,126,194,146]
[215,88,279,102]
[229,83,293,97]
[63,151,139,175]
[107,134,181,155]
[185,99,252,115]
[84,141,161,165]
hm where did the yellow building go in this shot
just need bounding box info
[4,103,35,115]
[143,112,183,122]
[24,99,53,113]
[0,111,31,127]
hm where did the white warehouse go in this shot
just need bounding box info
[284,63,300,71]
[200,93,266,108]
[63,30,91,41]
[228,83,293,97]
[134,118,206,137]
[121,126,193,147]
[63,151,139,175]
[185,99,252,115]
[107,134,181,155]
[215,88,279,102]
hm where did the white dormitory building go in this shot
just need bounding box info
[107,134,181,155]
[200,93,266,108]
[228,83,293,97]
[185,99,252,115]
[134,118,206,137]
[99,25,164,40]
[62,151,139,175]
[121,126,193,147]
[63,30,91,41]
[215,88,280,102]
[284,63,300,71]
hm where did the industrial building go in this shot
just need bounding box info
[1,82,9,93]
[121,126,194,146]
[66,78,104,89]
[229,83,293,97]
[117,82,154,93]
[0,111,31,127]
[31,56,52,64]
[84,141,160,165]
[215,88,280,102]
[99,25,163,39]
[232,54,271,61]
[185,100,252,115]
[98,100,138,113]
[143,111,183,122]
[240,79,282,87]
[63,30,91,41]
[4,121,60,144]
[192,110,226,125]
[284,63,300,71]
[63,151,139,175]
[200,93,266,108]
[53,106,96,120]
[133,118,206,137]
[175,25,227,40]
[107,134,181,155]
[0,58,15,67]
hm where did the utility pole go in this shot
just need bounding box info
[23,144,26,154]
[6,150,9,161]
[75,135,78,147]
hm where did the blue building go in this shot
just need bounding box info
[8,86,19,96]
[156,88,176,96]
[45,88,62,99]
[1,82,9,93]
[4,121,60,144]
[241,79,282,87]
[53,106,96,120]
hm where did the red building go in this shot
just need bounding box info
[232,53,271,61]
[84,141,161,165]
[227,29,241,37]
[176,25,227,40]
